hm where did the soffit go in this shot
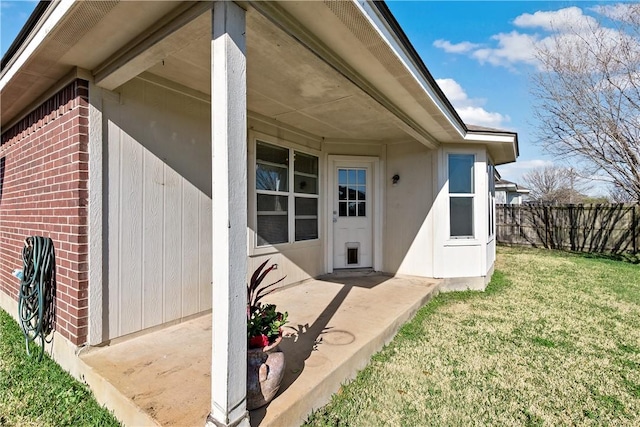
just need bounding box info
[487,140,518,165]
[274,1,463,142]
[1,1,182,128]
[146,8,406,141]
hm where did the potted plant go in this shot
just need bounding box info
[246,260,287,410]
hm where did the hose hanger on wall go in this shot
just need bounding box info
[18,236,56,361]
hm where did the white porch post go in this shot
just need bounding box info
[207,2,248,427]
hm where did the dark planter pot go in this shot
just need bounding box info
[247,336,286,410]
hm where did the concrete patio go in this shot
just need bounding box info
[79,273,440,426]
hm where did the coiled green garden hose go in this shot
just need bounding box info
[18,236,56,361]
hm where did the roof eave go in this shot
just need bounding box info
[0,0,50,71]
[464,129,519,165]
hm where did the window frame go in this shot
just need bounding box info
[447,152,476,240]
[253,136,321,250]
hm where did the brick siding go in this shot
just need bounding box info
[0,79,90,345]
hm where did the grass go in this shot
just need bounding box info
[305,246,640,426]
[0,309,120,426]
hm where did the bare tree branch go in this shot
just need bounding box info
[522,165,592,204]
[531,5,640,201]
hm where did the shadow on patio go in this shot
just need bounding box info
[79,273,440,426]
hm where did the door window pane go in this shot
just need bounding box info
[348,186,358,200]
[339,202,347,217]
[338,169,347,185]
[338,186,347,200]
[348,169,357,185]
[348,202,357,216]
[357,202,366,217]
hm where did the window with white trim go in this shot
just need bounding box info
[448,153,475,238]
[255,141,319,246]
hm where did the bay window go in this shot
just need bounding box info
[256,141,318,246]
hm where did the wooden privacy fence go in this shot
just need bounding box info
[496,204,640,254]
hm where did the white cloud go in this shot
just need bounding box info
[433,39,480,54]
[436,78,470,106]
[434,31,540,70]
[432,5,635,71]
[471,31,539,68]
[436,78,510,128]
[457,107,508,128]
[513,7,597,32]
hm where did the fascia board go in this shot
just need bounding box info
[464,133,516,144]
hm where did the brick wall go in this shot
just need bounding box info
[0,79,90,345]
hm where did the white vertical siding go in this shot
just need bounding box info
[107,119,121,338]
[163,167,183,323]
[181,183,200,317]
[104,77,212,340]
[142,150,164,328]
[119,130,144,336]
[199,198,213,311]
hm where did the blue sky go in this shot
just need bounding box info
[0,1,626,195]
[385,0,625,196]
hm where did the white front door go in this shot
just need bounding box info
[333,164,373,268]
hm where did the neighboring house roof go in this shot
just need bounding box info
[496,179,530,194]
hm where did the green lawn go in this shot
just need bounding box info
[0,310,120,426]
[305,247,640,426]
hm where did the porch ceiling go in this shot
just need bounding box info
[145,9,408,141]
